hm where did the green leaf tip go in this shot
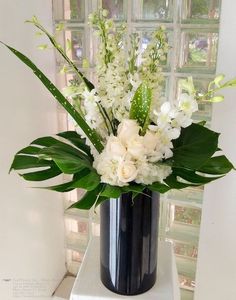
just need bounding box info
[130,82,152,135]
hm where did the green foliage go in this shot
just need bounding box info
[9,132,100,192]
[171,123,219,169]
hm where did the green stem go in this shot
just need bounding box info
[28,20,94,91]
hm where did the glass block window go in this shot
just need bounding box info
[53,1,222,298]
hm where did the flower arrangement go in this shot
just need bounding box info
[2,10,235,209]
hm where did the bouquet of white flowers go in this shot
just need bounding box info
[3,10,235,209]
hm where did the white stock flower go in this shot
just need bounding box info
[178,93,198,116]
[117,119,140,145]
[82,89,100,103]
[117,159,138,184]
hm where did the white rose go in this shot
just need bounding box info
[143,131,160,153]
[117,119,140,145]
[127,136,145,159]
[106,136,126,158]
[117,160,138,183]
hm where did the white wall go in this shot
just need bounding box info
[195,1,236,300]
[0,1,66,299]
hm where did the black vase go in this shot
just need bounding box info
[100,189,160,295]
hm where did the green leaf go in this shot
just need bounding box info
[0,42,104,153]
[222,78,236,88]
[71,169,100,191]
[94,196,109,207]
[164,174,196,189]
[172,167,223,184]
[68,185,104,210]
[129,83,152,134]
[197,120,207,126]
[32,136,92,164]
[31,136,61,147]
[122,184,145,194]
[20,165,62,181]
[39,146,91,174]
[171,123,220,169]
[17,145,42,155]
[40,180,76,193]
[148,182,171,193]
[57,131,92,157]
[10,155,53,172]
[198,155,235,175]
[100,185,122,198]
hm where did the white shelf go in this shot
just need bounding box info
[70,237,180,300]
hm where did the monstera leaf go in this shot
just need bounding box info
[9,131,101,193]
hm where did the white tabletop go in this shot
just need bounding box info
[70,237,180,300]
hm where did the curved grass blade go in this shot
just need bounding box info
[0,42,104,153]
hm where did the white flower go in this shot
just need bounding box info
[127,136,145,159]
[117,119,140,145]
[135,162,172,185]
[117,159,138,183]
[82,89,100,103]
[143,131,160,153]
[94,153,125,186]
[171,111,192,128]
[178,93,198,116]
[106,136,127,158]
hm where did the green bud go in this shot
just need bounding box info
[213,74,225,87]
[210,95,224,102]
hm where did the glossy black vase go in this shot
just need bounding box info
[100,190,160,295]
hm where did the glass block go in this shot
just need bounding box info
[176,256,197,279]
[167,187,204,206]
[102,0,126,20]
[179,274,195,290]
[193,102,212,122]
[181,288,194,300]
[65,30,85,63]
[66,232,89,251]
[179,30,219,73]
[53,0,85,22]
[166,222,200,245]
[172,205,202,226]
[181,0,221,24]
[173,241,198,258]
[132,0,173,21]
